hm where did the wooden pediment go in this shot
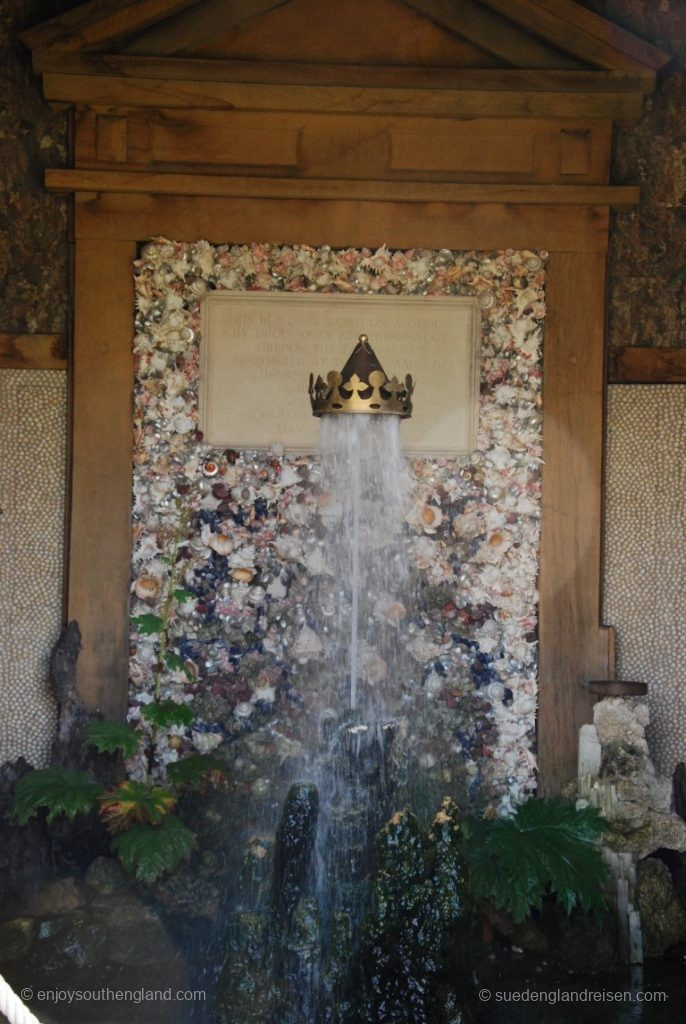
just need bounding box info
[20,0,671,210]
[23,0,670,83]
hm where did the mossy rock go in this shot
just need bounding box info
[637,858,686,958]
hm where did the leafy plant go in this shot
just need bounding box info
[141,699,194,729]
[12,768,103,825]
[12,501,225,885]
[167,753,226,790]
[99,780,176,832]
[463,797,608,922]
[85,720,142,758]
[111,814,197,885]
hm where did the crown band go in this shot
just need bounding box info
[309,334,414,419]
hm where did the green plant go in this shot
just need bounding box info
[111,814,197,885]
[12,500,226,884]
[13,768,103,825]
[463,797,608,922]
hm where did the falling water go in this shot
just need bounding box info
[317,414,413,714]
[303,414,414,1018]
[222,413,419,1023]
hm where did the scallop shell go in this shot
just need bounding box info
[208,533,234,556]
[421,505,443,533]
[134,575,161,602]
[232,567,255,583]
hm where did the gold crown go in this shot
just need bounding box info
[309,334,414,418]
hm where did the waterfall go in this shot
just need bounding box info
[316,414,412,718]
[301,414,414,1018]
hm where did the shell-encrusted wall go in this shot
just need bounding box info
[0,369,65,766]
[604,385,686,776]
[130,242,545,813]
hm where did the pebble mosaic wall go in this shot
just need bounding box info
[0,369,66,766]
[604,385,686,775]
[129,242,545,813]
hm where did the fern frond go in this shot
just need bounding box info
[85,721,142,758]
[111,815,197,884]
[12,768,102,825]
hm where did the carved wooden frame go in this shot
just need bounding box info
[22,0,670,791]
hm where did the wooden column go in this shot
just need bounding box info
[69,234,137,717]
[537,250,614,793]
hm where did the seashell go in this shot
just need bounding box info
[252,685,276,704]
[374,597,406,625]
[421,505,443,533]
[234,701,253,719]
[134,575,161,602]
[293,625,323,663]
[419,752,437,770]
[425,672,444,696]
[232,567,255,583]
[202,460,219,477]
[208,533,234,556]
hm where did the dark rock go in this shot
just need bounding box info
[152,863,222,920]
[637,857,686,958]
[88,892,183,967]
[27,877,86,917]
[0,757,52,914]
[673,761,686,823]
[482,902,548,954]
[84,856,129,896]
[271,782,318,936]
[0,918,34,962]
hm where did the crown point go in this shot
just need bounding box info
[359,333,369,344]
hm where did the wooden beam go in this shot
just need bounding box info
[538,251,615,794]
[41,71,644,122]
[481,0,662,86]
[124,0,291,55]
[528,0,671,71]
[29,52,651,94]
[45,168,640,210]
[73,192,610,252]
[69,238,137,718]
[610,346,686,383]
[0,332,67,369]
[20,0,201,55]
[402,0,583,70]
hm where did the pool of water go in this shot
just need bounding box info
[475,952,686,1024]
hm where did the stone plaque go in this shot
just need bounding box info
[199,292,480,456]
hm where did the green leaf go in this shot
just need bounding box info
[131,613,164,635]
[12,768,102,825]
[85,721,142,758]
[173,588,194,603]
[141,699,194,728]
[165,651,185,672]
[111,815,197,885]
[464,798,608,922]
[167,754,226,790]
[99,780,176,832]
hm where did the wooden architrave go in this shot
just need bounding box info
[24,0,668,793]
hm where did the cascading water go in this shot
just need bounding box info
[306,414,414,1018]
[218,339,468,1024]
